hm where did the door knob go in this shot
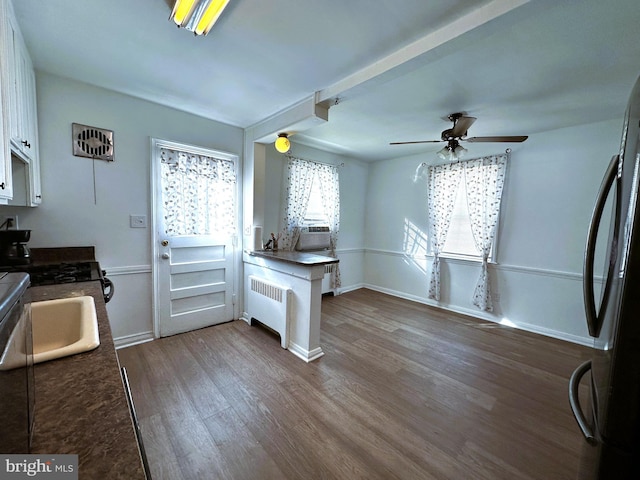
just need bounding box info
[161,253,170,259]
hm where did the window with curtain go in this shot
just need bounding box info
[302,173,330,225]
[441,178,500,261]
[282,156,341,288]
[441,180,479,258]
[160,147,237,236]
[426,153,508,311]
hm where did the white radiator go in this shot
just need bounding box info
[247,275,292,348]
[322,263,335,294]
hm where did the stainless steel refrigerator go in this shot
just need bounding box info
[569,75,640,479]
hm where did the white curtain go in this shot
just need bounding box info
[316,164,341,288]
[282,157,341,288]
[282,158,315,249]
[464,153,508,311]
[426,162,463,300]
[160,148,236,236]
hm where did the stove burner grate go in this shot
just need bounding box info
[27,262,101,286]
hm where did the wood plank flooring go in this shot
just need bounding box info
[117,288,592,480]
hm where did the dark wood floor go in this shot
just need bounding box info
[117,288,591,480]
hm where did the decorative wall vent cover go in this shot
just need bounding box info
[72,123,114,161]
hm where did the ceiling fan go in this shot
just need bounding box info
[390,112,528,160]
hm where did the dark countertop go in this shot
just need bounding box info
[29,281,146,479]
[246,249,339,266]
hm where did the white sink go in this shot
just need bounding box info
[0,296,100,370]
[31,296,100,364]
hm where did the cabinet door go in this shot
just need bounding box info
[13,30,34,161]
[23,62,41,205]
[0,96,12,202]
[5,10,22,152]
[0,1,14,202]
[2,1,41,205]
[0,90,13,202]
[6,9,36,163]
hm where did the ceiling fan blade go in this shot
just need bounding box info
[465,135,528,143]
[389,140,442,145]
[450,116,476,137]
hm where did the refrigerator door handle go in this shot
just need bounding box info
[583,154,620,337]
[569,360,597,445]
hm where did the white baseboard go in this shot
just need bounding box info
[336,282,365,295]
[288,343,325,362]
[362,284,593,348]
[114,331,155,349]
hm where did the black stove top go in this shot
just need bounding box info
[0,261,104,287]
[26,262,104,286]
[0,248,114,303]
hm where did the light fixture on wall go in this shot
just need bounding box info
[274,133,291,153]
[437,140,467,161]
[170,0,230,36]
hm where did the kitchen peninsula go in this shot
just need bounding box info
[243,250,338,362]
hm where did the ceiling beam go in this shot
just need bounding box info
[247,95,328,144]
[316,0,531,108]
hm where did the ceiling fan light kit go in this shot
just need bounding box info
[391,112,528,160]
[437,140,468,161]
[170,0,230,36]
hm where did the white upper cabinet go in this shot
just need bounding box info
[0,2,14,203]
[7,10,35,160]
[1,0,41,205]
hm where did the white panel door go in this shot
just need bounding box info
[158,235,234,336]
[152,139,238,337]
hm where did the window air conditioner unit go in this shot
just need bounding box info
[295,226,331,251]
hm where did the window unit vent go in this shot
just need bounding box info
[295,226,331,251]
[72,123,114,161]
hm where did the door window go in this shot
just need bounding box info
[159,147,237,237]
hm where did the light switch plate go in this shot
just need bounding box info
[130,215,147,228]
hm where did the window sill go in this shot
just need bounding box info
[434,252,496,265]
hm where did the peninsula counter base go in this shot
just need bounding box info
[242,250,338,362]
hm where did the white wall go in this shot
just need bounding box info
[0,72,243,344]
[262,142,369,291]
[364,118,622,345]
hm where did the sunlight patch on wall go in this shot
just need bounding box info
[403,218,429,274]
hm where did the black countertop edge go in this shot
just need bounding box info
[245,249,339,266]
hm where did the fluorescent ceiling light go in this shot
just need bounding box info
[170,0,230,36]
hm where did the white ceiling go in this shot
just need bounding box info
[13,0,640,162]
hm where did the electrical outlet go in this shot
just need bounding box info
[1,215,18,229]
[129,215,147,228]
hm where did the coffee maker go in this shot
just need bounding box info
[0,230,31,265]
